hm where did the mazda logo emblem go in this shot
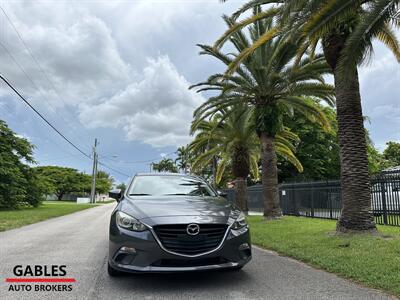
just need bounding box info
[186,223,200,236]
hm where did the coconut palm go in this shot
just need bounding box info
[189,104,302,213]
[191,13,334,218]
[175,146,190,173]
[152,158,178,173]
[217,1,399,231]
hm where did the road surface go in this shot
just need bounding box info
[0,204,394,300]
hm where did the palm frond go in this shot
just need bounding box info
[214,8,279,49]
[226,26,281,76]
[338,0,399,75]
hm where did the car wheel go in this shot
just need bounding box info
[107,262,122,277]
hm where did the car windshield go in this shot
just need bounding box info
[128,175,217,197]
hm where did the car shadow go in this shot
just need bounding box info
[107,269,253,293]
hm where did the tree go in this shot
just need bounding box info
[0,120,43,208]
[152,158,178,173]
[278,105,340,182]
[218,0,399,231]
[175,146,191,173]
[116,182,127,193]
[383,142,400,167]
[187,116,220,185]
[365,131,385,174]
[96,170,114,194]
[34,166,87,200]
[190,104,302,213]
[279,109,389,180]
[191,12,333,218]
[190,105,259,212]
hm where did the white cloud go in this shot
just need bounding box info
[79,56,204,147]
[368,104,400,120]
[0,3,131,108]
[0,2,219,148]
[1,0,398,156]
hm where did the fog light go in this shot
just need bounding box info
[120,246,136,253]
[238,243,250,251]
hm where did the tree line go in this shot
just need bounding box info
[154,0,399,233]
[0,120,114,209]
[155,107,398,185]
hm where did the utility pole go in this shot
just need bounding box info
[90,138,98,204]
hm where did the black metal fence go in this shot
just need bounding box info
[226,170,400,227]
[370,170,400,226]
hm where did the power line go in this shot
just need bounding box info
[1,75,129,178]
[0,74,92,159]
[1,76,161,180]
[0,5,91,147]
[1,99,86,162]
[97,161,131,178]
[0,9,157,179]
[98,151,177,164]
[1,64,129,180]
[0,36,92,151]
[0,6,74,112]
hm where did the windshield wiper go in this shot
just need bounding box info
[129,193,151,196]
[163,193,188,196]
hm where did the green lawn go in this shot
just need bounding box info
[248,216,400,297]
[0,201,99,232]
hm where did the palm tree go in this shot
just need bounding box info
[191,12,334,218]
[152,158,178,173]
[175,146,190,173]
[217,1,399,231]
[190,104,302,213]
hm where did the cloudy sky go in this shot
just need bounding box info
[0,1,399,183]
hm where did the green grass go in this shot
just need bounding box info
[248,216,400,297]
[43,200,79,204]
[45,200,116,204]
[0,201,98,232]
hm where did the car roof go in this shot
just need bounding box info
[135,172,198,178]
[134,173,207,182]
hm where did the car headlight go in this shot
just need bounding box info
[116,211,147,232]
[231,212,247,230]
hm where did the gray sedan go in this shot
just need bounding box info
[108,173,251,275]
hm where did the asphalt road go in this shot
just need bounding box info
[0,204,395,300]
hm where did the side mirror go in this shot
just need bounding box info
[109,189,122,201]
[217,190,228,198]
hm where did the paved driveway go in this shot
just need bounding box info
[0,204,394,300]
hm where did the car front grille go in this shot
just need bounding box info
[153,224,228,255]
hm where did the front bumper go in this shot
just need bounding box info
[109,221,252,273]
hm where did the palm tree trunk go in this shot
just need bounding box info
[212,156,217,189]
[235,177,248,214]
[323,34,376,232]
[260,132,282,218]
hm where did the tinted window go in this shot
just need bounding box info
[128,175,217,197]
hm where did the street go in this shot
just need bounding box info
[0,204,394,300]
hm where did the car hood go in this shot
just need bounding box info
[119,195,239,226]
